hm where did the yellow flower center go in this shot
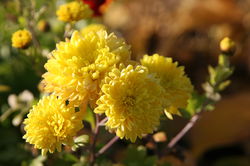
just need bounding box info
[122,96,136,107]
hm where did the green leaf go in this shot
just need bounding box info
[97,159,113,166]
[72,156,87,166]
[18,16,27,27]
[214,67,232,85]
[83,106,95,130]
[179,92,206,119]
[123,145,157,166]
[208,66,216,85]
[72,135,89,151]
[61,153,78,163]
[218,80,231,91]
[52,153,79,166]
[74,135,89,144]
[204,104,215,111]
[30,155,47,166]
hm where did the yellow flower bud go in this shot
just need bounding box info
[220,37,236,55]
[37,20,50,32]
[11,29,32,49]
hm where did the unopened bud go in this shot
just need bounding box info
[153,132,167,143]
[220,37,236,55]
[37,20,50,32]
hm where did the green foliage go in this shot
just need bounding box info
[83,106,96,130]
[96,159,113,166]
[72,135,89,151]
[29,156,47,166]
[0,53,41,105]
[181,51,234,119]
[123,145,157,166]
[180,92,206,118]
[47,153,79,166]
[0,122,32,166]
[208,54,234,92]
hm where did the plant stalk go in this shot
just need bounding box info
[89,114,100,166]
[166,111,202,150]
[96,136,119,157]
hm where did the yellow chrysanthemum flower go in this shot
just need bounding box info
[140,54,193,119]
[43,30,131,106]
[95,65,163,142]
[11,29,32,49]
[81,24,107,35]
[23,95,84,156]
[56,1,93,22]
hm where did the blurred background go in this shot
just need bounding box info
[0,0,250,165]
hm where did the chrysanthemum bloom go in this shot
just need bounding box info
[82,0,113,16]
[56,1,93,22]
[141,54,193,119]
[11,29,32,49]
[43,30,131,107]
[23,95,84,155]
[94,65,163,142]
[80,24,107,35]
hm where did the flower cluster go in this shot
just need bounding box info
[23,24,193,154]
[42,29,131,107]
[56,1,93,22]
[94,53,193,141]
[11,29,32,49]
